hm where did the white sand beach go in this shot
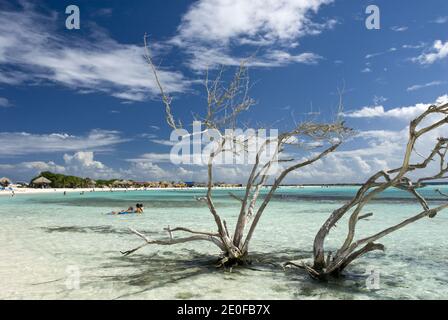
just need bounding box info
[0,186,250,197]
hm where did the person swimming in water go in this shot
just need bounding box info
[111,206,134,215]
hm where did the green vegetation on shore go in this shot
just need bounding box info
[30,172,100,188]
[29,171,242,189]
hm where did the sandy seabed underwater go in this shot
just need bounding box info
[1,186,448,299]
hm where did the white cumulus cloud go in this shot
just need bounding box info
[413,40,448,65]
[344,95,448,120]
[171,0,335,69]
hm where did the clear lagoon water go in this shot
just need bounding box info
[1,186,448,300]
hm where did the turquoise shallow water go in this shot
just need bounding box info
[1,186,448,299]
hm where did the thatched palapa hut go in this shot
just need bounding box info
[32,176,52,188]
[0,177,11,187]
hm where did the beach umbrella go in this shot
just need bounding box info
[32,176,52,186]
[0,177,11,187]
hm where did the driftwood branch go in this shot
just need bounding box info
[121,227,225,256]
[163,226,220,238]
[228,192,244,203]
[123,38,351,265]
[307,102,448,279]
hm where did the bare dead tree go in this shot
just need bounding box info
[287,101,448,279]
[121,36,352,267]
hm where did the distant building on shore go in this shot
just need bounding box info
[31,176,52,188]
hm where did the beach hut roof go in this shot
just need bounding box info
[32,176,52,184]
[0,177,11,184]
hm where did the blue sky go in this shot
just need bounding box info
[0,0,447,183]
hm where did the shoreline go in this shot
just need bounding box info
[0,185,352,197]
[0,186,249,197]
[2,183,447,197]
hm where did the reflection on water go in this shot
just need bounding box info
[1,186,448,299]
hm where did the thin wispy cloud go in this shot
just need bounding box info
[0,70,28,85]
[402,43,426,50]
[0,3,189,102]
[0,130,127,157]
[406,81,445,92]
[0,161,66,175]
[127,153,173,163]
[262,50,323,65]
[431,16,448,24]
[390,26,408,32]
[373,95,388,105]
[93,8,113,17]
[0,97,11,108]
[150,139,177,146]
[365,47,397,59]
[361,67,372,73]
